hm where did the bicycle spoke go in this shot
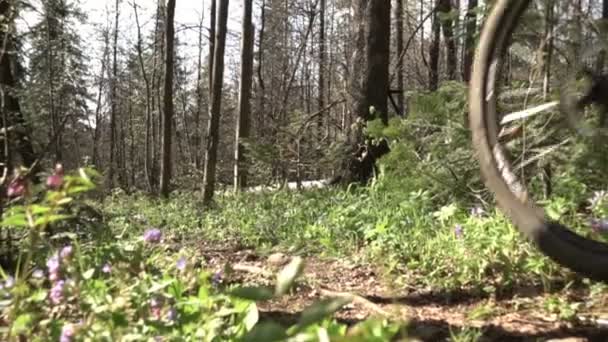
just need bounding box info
[469,0,608,282]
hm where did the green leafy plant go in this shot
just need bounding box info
[543,295,583,322]
[0,165,405,341]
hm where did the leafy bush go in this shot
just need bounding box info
[365,82,480,207]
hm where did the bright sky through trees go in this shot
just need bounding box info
[19,0,243,77]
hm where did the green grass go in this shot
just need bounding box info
[102,180,583,292]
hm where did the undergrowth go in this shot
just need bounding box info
[102,180,593,292]
[2,83,608,340]
[0,167,405,341]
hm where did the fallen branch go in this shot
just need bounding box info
[319,287,390,317]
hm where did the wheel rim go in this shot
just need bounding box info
[469,0,608,281]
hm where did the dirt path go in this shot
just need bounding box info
[194,240,608,341]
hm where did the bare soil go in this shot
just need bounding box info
[194,240,608,341]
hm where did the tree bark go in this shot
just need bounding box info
[0,0,37,174]
[257,0,266,136]
[133,1,154,191]
[108,0,120,188]
[600,0,608,127]
[394,0,404,115]
[462,0,477,82]
[194,1,205,170]
[44,2,62,163]
[542,0,554,100]
[160,0,176,198]
[438,0,457,80]
[92,51,106,169]
[428,0,440,91]
[149,5,160,192]
[202,0,229,205]
[235,0,254,191]
[351,0,391,123]
[318,0,326,129]
[337,0,391,185]
[208,0,216,97]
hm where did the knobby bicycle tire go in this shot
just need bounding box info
[469,0,608,282]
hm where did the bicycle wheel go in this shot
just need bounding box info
[469,0,608,281]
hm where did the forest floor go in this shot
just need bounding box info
[195,239,608,341]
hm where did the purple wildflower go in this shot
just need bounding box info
[167,307,178,321]
[176,257,187,271]
[60,323,75,342]
[151,307,162,320]
[47,253,61,281]
[49,271,60,282]
[454,224,464,238]
[50,280,65,305]
[47,254,60,273]
[60,245,73,260]
[150,296,162,309]
[47,174,63,190]
[143,228,162,243]
[46,164,64,190]
[211,271,222,287]
[590,218,608,233]
[6,176,26,198]
[101,263,112,274]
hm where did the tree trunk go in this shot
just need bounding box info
[542,0,554,100]
[337,0,391,185]
[600,0,608,127]
[202,0,229,205]
[127,74,136,187]
[150,0,165,192]
[108,0,120,188]
[208,0,216,97]
[45,7,57,163]
[194,1,205,170]
[326,0,335,141]
[419,0,427,69]
[351,0,391,123]
[133,1,154,191]
[394,0,404,115]
[257,0,266,136]
[0,0,37,174]
[156,1,165,180]
[92,56,106,169]
[160,0,176,198]
[439,0,457,80]
[318,0,326,130]
[92,17,110,170]
[315,0,327,178]
[235,0,254,191]
[429,1,440,91]
[462,0,477,82]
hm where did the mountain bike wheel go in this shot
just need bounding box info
[469,0,608,281]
